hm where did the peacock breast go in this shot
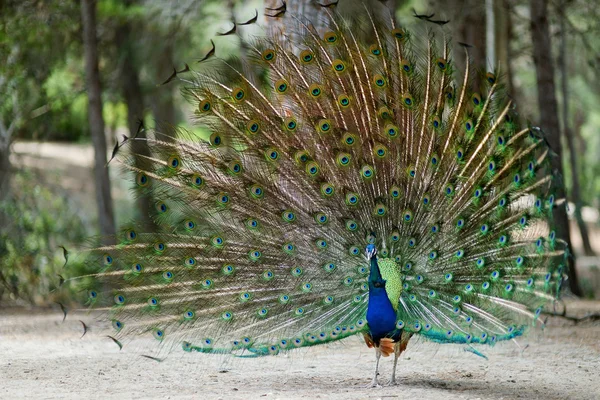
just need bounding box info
[377,258,402,312]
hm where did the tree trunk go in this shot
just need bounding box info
[496,0,515,97]
[115,4,154,229]
[461,0,486,71]
[530,0,580,295]
[151,41,176,135]
[81,0,116,240]
[558,3,594,256]
[485,0,495,72]
[0,136,11,203]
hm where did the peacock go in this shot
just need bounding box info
[70,2,567,387]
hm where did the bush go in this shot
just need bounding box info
[0,169,88,305]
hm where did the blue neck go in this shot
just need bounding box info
[366,255,399,342]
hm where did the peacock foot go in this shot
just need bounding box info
[364,378,382,388]
[386,378,399,386]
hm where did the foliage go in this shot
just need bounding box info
[0,170,87,305]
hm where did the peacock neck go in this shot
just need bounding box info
[366,255,399,341]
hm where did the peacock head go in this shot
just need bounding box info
[366,244,377,260]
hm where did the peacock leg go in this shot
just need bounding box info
[366,348,382,388]
[388,343,402,386]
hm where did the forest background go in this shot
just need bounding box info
[1,0,599,307]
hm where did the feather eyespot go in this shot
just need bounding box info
[324,31,338,43]
[184,219,196,231]
[321,182,334,197]
[136,172,149,187]
[283,242,295,254]
[240,292,251,302]
[374,144,387,158]
[332,59,346,73]
[360,165,374,179]
[209,132,223,147]
[465,119,474,133]
[378,106,393,120]
[264,148,279,162]
[222,264,234,275]
[338,94,351,108]
[369,44,382,56]
[336,152,351,167]
[227,160,242,175]
[373,74,386,88]
[184,257,196,267]
[198,99,211,113]
[262,270,274,281]
[275,79,289,93]
[305,161,320,176]
[249,184,264,199]
[191,174,204,188]
[261,49,276,62]
[232,87,246,101]
[246,120,260,134]
[422,193,431,205]
[342,132,357,146]
[345,220,358,231]
[299,50,314,64]
[162,271,174,281]
[102,253,113,266]
[167,155,181,169]
[248,250,261,261]
[315,239,327,249]
[153,242,166,253]
[436,58,447,71]
[245,218,259,229]
[155,201,167,213]
[384,124,399,138]
[282,210,296,222]
[153,329,165,340]
[308,83,323,98]
[216,193,229,206]
[391,28,407,41]
[373,203,386,216]
[114,294,125,305]
[400,59,412,73]
[317,119,332,133]
[284,117,297,132]
[211,235,224,248]
[257,308,268,317]
[295,150,309,163]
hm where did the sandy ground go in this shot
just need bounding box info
[1,301,599,400]
[5,143,600,398]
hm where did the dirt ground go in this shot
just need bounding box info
[1,301,599,400]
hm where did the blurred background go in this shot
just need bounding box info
[0,0,598,307]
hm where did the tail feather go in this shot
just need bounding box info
[69,5,566,357]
